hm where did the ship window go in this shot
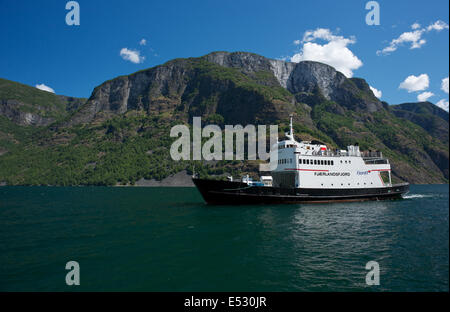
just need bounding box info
[345,160,347,164]
[349,160,351,164]
[331,161,334,166]
[290,159,292,164]
[340,160,343,164]
[314,160,317,165]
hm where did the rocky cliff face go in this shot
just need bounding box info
[1,52,448,185]
[67,51,383,126]
[0,78,85,126]
[0,99,54,126]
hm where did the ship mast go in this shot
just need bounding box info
[286,114,294,141]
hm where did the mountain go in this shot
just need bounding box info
[0,52,448,186]
[0,78,86,126]
[390,101,449,143]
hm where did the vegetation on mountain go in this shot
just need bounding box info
[0,52,448,185]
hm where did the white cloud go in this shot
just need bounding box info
[370,85,382,98]
[377,20,449,55]
[120,48,145,64]
[426,20,449,32]
[436,99,449,112]
[290,28,362,77]
[417,91,434,102]
[139,38,147,46]
[441,77,449,94]
[35,83,55,93]
[399,74,430,93]
[293,39,300,45]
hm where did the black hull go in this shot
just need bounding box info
[192,178,410,205]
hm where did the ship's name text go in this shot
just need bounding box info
[314,172,351,176]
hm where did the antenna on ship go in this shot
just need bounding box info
[290,114,294,138]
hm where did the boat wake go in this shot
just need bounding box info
[402,194,433,199]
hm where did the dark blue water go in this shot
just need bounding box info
[0,184,448,291]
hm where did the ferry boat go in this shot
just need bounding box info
[193,117,409,205]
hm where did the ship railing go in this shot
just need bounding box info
[307,150,386,159]
[363,158,389,165]
[361,151,383,158]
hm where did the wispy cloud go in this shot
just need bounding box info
[370,85,382,98]
[120,48,145,64]
[411,23,421,30]
[436,99,449,112]
[377,20,449,55]
[35,83,55,93]
[441,77,449,94]
[399,74,429,93]
[417,91,434,102]
[290,28,362,77]
[139,38,147,46]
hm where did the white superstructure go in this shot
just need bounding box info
[269,116,392,189]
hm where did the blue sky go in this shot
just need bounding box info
[0,0,448,110]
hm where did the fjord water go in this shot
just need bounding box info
[0,185,448,291]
